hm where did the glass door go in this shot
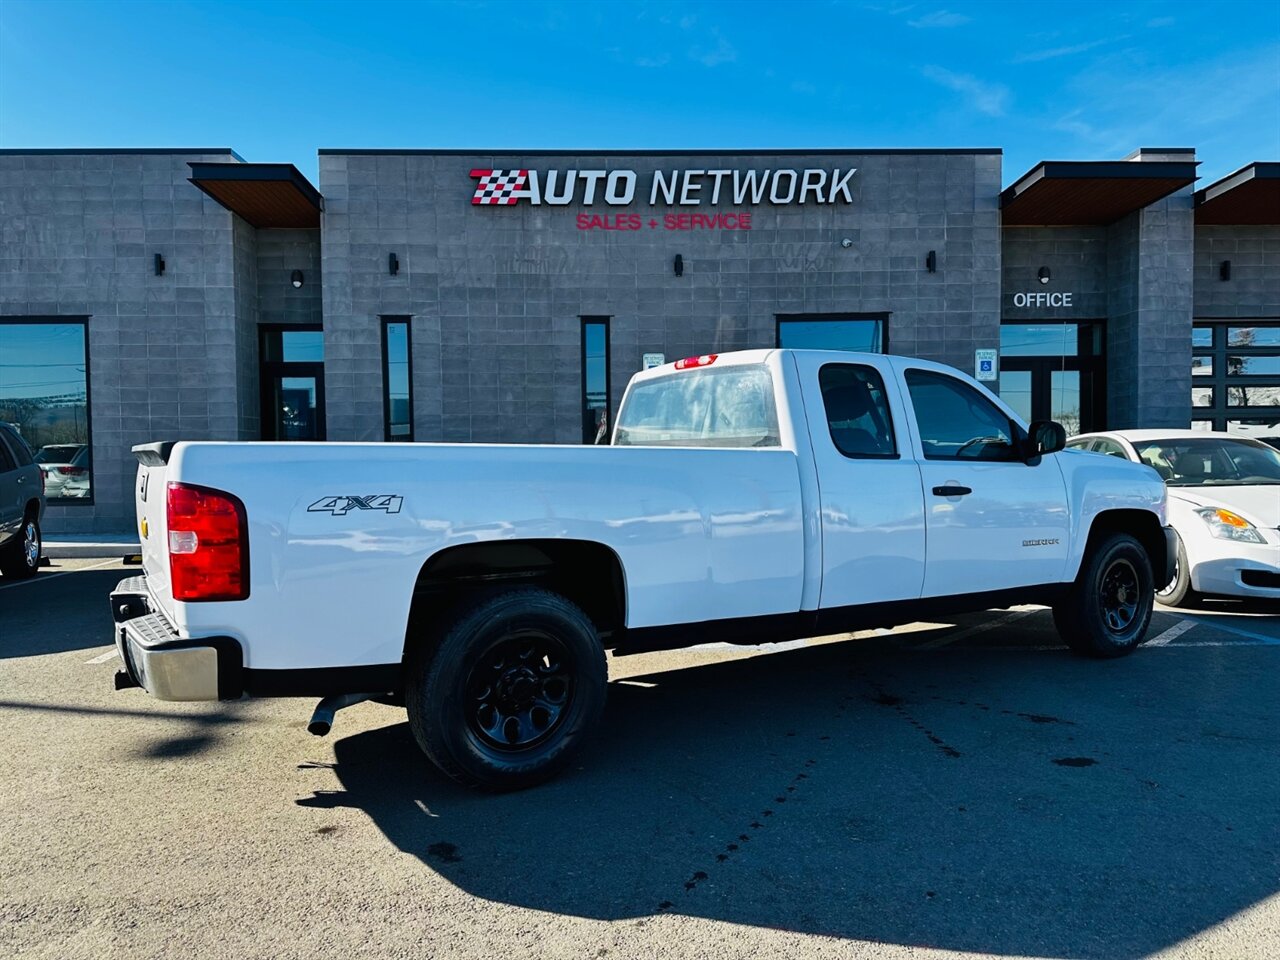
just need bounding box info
[998,322,1105,435]
[260,327,326,441]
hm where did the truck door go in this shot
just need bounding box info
[895,362,1070,597]
[792,352,926,608]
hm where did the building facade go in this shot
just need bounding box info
[0,147,1276,535]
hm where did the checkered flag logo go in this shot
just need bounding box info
[470,169,530,205]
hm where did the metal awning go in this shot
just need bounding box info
[1194,162,1280,225]
[1001,160,1198,227]
[188,163,323,228]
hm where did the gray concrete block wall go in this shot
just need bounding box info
[1194,225,1280,318]
[319,150,1002,444]
[0,150,243,534]
[232,216,259,440]
[257,228,322,326]
[1001,227,1108,320]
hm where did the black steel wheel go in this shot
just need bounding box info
[406,588,607,791]
[1053,531,1154,658]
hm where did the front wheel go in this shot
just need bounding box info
[405,588,607,791]
[0,513,40,580]
[1053,532,1154,658]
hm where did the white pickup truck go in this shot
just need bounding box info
[111,349,1174,789]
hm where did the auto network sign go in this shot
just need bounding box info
[469,167,857,232]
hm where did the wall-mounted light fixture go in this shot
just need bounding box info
[1037,266,1051,285]
[1220,259,1231,281]
[290,270,305,289]
[154,253,165,276]
[840,238,853,249]
[925,250,937,273]
[389,252,400,276]
[673,254,684,277]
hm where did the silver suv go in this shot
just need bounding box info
[0,424,45,579]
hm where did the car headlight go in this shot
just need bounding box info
[1195,507,1267,543]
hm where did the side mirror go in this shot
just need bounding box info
[1026,420,1067,459]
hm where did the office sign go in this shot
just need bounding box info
[1012,292,1074,308]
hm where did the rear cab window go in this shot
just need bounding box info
[614,363,780,447]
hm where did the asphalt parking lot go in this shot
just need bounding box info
[1,559,1278,960]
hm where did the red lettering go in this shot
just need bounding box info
[739,212,751,230]
[722,214,737,228]
[576,214,590,230]
[627,214,641,230]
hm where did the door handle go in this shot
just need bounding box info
[932,484,972,497]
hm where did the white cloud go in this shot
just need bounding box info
[922,64,1009,116]
[908,9,971,28]
[1013,36,1123,63]
[689,27,736,67]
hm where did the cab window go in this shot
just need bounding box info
[818,364,897,458]
[1092,438,1130,460]
[905,369,1018,461]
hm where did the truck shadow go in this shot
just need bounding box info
[303,638,1279,958]
[0,567,125,659]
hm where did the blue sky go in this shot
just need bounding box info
[1,0,1276,186]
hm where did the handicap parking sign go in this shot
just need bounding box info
[975,349,998,381]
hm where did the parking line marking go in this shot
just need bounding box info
[1146,619,1198,647]
[85,649,119,664]
[916,608,1040,650]
[0,557,121,590]
[1177,620,1280,646]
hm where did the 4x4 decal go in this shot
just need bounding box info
[307,495,404,517]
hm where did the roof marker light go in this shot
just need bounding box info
[674,354,718,371]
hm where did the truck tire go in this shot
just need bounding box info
[0,512,40,580]
[1154,532,1202,609]
[405,587,607,791]
[1052,532,1154,658]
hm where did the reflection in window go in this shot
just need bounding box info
[582,318,610,444]
[1192,387,1213,408]
[1000,324,1077,357]
[382,318,413,441]
[0,321,91,502]
[1227,355,1280,377]
[1192,356,1213,377]
[263,329,325,363]
[1229,386,1280,407]
[1192,327,1213,348]
[777,314,886,352]
[1227,327,1280,348]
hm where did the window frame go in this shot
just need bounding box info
[1192,318,1280,430]
[904,368,1021,463]
[0,316,94,505]
[580,316,611,445]
[817,362,900,460]
[380,317,414,443]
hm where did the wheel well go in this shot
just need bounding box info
[1082,509,1166,578]
[24,499,40,521]
[404,539,627,660]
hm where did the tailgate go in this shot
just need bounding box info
[132,442,175,621]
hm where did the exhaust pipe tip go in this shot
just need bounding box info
[307,718,333,737]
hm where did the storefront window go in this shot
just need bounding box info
[1192,320,1280,433]
[582,318,610,444]
[777,314,886,352]
[1192,326,1214,348]
[382,318,413,441]
[0,320,92,503]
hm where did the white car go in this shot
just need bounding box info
[34,443,90,499]
[1066,430,1280,606]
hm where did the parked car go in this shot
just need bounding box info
[35,443,91,499]
[1066,429,1280,606]
[111,349,1173,790]
[0,423,45,579]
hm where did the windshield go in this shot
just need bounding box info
[1132,437,1280,486]
[614,364,780,447]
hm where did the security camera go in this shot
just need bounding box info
[840,238,853,249]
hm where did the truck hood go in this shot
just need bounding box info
[1168,485,1280,529]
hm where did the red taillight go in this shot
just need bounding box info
[166,482,249,601]
[674,353,718,370]
[56,466,87,476]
